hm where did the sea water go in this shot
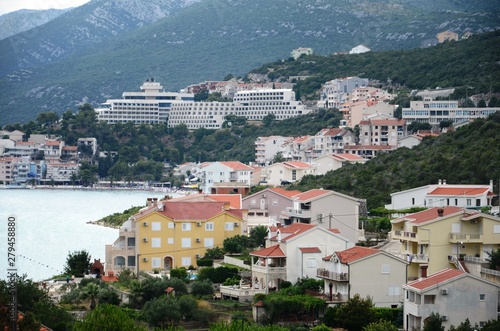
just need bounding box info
[0,188,168,281]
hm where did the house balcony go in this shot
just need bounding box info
[449,233,483,243]
[285,207,311,219]
[316,268,349,281]
[252,264,287,276]
[387,250,429,263]
[119,227,135,237]
[392,230,431,243]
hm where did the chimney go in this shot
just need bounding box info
[153,198,158,206]
[437,208,444,217]
[438,179,442,185]
[443,179,446,185]
[147,198,153,207]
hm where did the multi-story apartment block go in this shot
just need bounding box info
[242,187,301,230]
[260,161,314,186]
[44,162,79,183]
[42,140,64,160]
[96,79,195,125]
[281,188,365,243]
[318,77,369,109]
[281,135,314,162]
[0,157,18,184]
[255,136,293,166]
[403,269,500,330]
[312,128,356,157]
[5,141,39,158]
[312,153,367,176]
[77,138,98,159]
[385,180,496,210]
[199,161,254,194]
[317,246,408,307]
[402,98,500,125]
[359,117,406,146]
[168,89,310,130]
[134,199,245,273]
[390,206,500,280]
[250,223,351,293]
[347,101,396,128]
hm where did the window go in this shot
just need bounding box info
[307,258,317,268]
[382,264,390,274]
[466,199,471,206]
[181,257,191,267]
[181,238,191,248]
[225,222,234,231]
[152,222,161,231]
[388,287,400,296]
[479,294,486,301]
[168,222,174,229]
[451,223,461,233]
[152,258,161,268]
[494,225,500,234]
[205,222,214,231]
[182,223,191,231]
[423,295,435,304]
[152,238,161,248]
[167,238,174,244]
[204,238,214,248]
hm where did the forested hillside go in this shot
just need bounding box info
[292,112,500,210]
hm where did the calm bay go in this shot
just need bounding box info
[0,188,167,281]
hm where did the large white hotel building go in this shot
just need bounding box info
[402,98,500,125]
[96,80,311,129]
[96,79,195,125]
[168,88,310,129]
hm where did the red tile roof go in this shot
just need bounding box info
[329,228,340,234]
[299,247,321,253]
[250,244,286,257]
[44,140,61,146]
[294,189,331,201]
[406,269,465,290]
[269,223,316,242]
[219,161,253,171]
[136,201,237,221]
[269,187,302,198]
[337,246,379,263]
[394,206,467,225]
[428,187,490,196]
[332,153,366,161]
[282,161,312,169]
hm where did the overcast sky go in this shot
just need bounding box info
[0,0,91,15]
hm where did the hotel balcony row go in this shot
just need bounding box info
[316,268,349,281]
[393,230,500,244]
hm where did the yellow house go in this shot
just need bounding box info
[391,206,500,280]
[134,199,246,272]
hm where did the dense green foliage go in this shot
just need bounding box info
[252,31,500,101]
[94,206,143,227]
[64,250,92,277]
[293,112,500,210]
[2,1,499,125]
[486,248,500,270]
[197,266,241,284]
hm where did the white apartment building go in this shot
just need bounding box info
[281,135,315,163]
[359,118,406,146]
[199,161,254,194]
[312,128,356,158]
[318,77,369,109]
[168,89,310,130]
[255,136,293,166]
[402,98,500,125]
[96,79,194,125]
[44,162,79,183]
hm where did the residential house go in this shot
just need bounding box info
[385,180,496,210]
[436,30,459,43]
[0,138,15,156]
[281,188,365,243]
[0,156,19,184]
[44,162,79,184]
[199,161,254,194]
[42,140,64,161]
[242,187,302,231]
[106,198,246,274]
[317,246,408,307]
[318,77,369,109]
[349,45,371,54]
[255,136,293,166]
[281,135,314,162]
[250,223,351,293]
[359,118,406,146]
[403,269,500,330]
[312,153,367,176]
[5,141,39,158]
[312,128,356,158]
[348,101,396,128]
[390,206,500,280]
[260,161,314,186]
[77,137,98,160]
[173,162,198,177]
[291,47,313,60]
[397,131,440,149]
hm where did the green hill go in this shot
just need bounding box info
[292,112,500,210]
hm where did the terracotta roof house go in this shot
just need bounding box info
[250,223,351,293]
[312,153,367,175]
[318,246,408,307]
[390,206,500,280]
[403,268,500,330]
